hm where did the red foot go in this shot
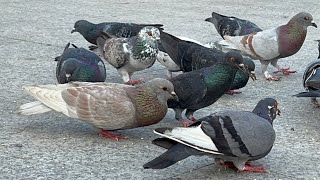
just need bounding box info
[239,164,269,173]
[190,117,198,122]
[99,130,128,141]
[225,90,242,95]
[126,79,144,86]
[273,68,297,75]
[179,119,191,127]
[219,161,252,169]
[266,76,281,81]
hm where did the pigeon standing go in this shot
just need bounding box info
[205,11,262,38]
[143,98,280,172]
[97,26,160,85]
[55,43,106,83]
[294,40,320,106]
[17,78,176,140]
[71,20,163,50]
[217,12,317,80]
[168,51,245,126]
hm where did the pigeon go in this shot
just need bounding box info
[71,20,163,50]
[17,78,177,140]
[96,26,160,85]
[143,98,281,172]
[217,12,317,81]
[293,40,320,106]
[55,43,106,84]
[168,51,245,126]
[205,11,262,38]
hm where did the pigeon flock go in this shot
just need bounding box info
[17,11,318,173]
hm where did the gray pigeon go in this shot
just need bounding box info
[97,26,160,85]
[294,40,320,106]
[17,78,176,140]
[205,11,262,38]
[217,12,317,81]
[55,43,106,83]
[143,98,280,172]
[71,20,163,50]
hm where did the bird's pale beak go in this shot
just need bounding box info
[237,63,246,72]
[71,28,76,33]
[311,22,317,28]
[276,107,281,116]
[249,71,257,81]
[66,74,71,81]
[171,91,179,100]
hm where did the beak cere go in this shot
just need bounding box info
[311,22,318,28]
[71,28,76,33]
[171,91,179,101]
[66,74,71,81]
[171,91,177,96]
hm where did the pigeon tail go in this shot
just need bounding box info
[293,91,320,97]
[17,101,52,115]
[143,143,192,169]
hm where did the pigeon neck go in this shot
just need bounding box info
[132,37,158,58]
[252,106,274,125]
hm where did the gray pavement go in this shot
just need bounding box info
[1,0,320,179]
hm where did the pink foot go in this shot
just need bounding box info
[190,117,198,122]
[225,90,242,95]
[273,68,297,75]
[266,76,281,81]
[239,164,269,173]
[99,130,128,141]
[126,79,144,86]
[179,119,191,127]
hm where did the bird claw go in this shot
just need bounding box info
[239,164,269,173]
[273,68,297,75]
[179,119,191,127]
[225,90,242,95]
[99,130,128,141]
[266,76,281,81]
[126,79,145,86]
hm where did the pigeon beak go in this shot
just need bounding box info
[237,63,246,72]
[311,22,317,28]
[171,91,179,100]
[276,108,281,116]
[71,28,76,33]
[249,71,257,81]
[66,74,71,81]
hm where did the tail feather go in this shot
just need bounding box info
[143,143,193,169]
[17,101,51,115]
[293,91,320,97]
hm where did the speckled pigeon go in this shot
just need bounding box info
[217,12,317,81]
[96,26,160,85]
[168,51,245,126]
[205,11,262,38]
[294,40,320,106]
[143,98,280,172]
[71,20,163,50]
[17,78,176,140]
[55,43,106,84]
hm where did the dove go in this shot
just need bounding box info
[17,78,176,140]
[71,20,163,50]
[96,26,160,85]
[205,11,262,38]
[55,43,106,83]
[168,51,245,126]
[217,12,317,81]
[293,40,320,107]
[143,98,280,173]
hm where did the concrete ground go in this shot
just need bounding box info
[1,0,320,179]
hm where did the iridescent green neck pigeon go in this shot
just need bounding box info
[71,20,163,50]
[143,98,280,173]
[217,12,317,81]
[97,26,160,85]
[55,43,106,84]
[17,78,176,140]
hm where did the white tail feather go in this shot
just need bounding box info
[18,101,51,115]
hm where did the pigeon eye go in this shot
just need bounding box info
[162,87,168,91]
[304,16,309,20]
[147,32,153,36]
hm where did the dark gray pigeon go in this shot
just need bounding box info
[55,43,106,83]
[294,40,320,106]
[217,12,317,81]
[168,51,245,126]
[97,26,160,85]
[71,20,163,50]
[205,11,262,38]
[143,98,280,172]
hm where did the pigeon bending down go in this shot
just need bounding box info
[143,98,280,172]
[168,51,245,126]
[159,32,256,95]
[294,40,320,107]
[17,78,176,140]
[71,20,163,50]
[217,12,317,81]
[97,26,160,85]
[205,11,262,38]
[55,43,106,83]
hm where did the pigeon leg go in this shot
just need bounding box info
[225,90,242,95]
[260,60,280,81]
[270,59,296,75]
[179,119,191,127]
[218,160,252,169]
[99,130,128,141]
[88,45,98,50]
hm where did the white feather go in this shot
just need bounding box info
[17,101,51,115]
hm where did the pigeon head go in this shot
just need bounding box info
[289,12,317,29]
[71,20,92,34]
[138,26,161,41]
[252,98,281,124]
[243,58,256,80]
[224,51,245,70]
[60,58,80,83]
[143,78,177,101]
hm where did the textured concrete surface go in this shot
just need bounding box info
[1,0,320,179]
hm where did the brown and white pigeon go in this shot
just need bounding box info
[17,78,176,140]
[97,26,160,85]
[143,98,280,172]
[217,12,317,81]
